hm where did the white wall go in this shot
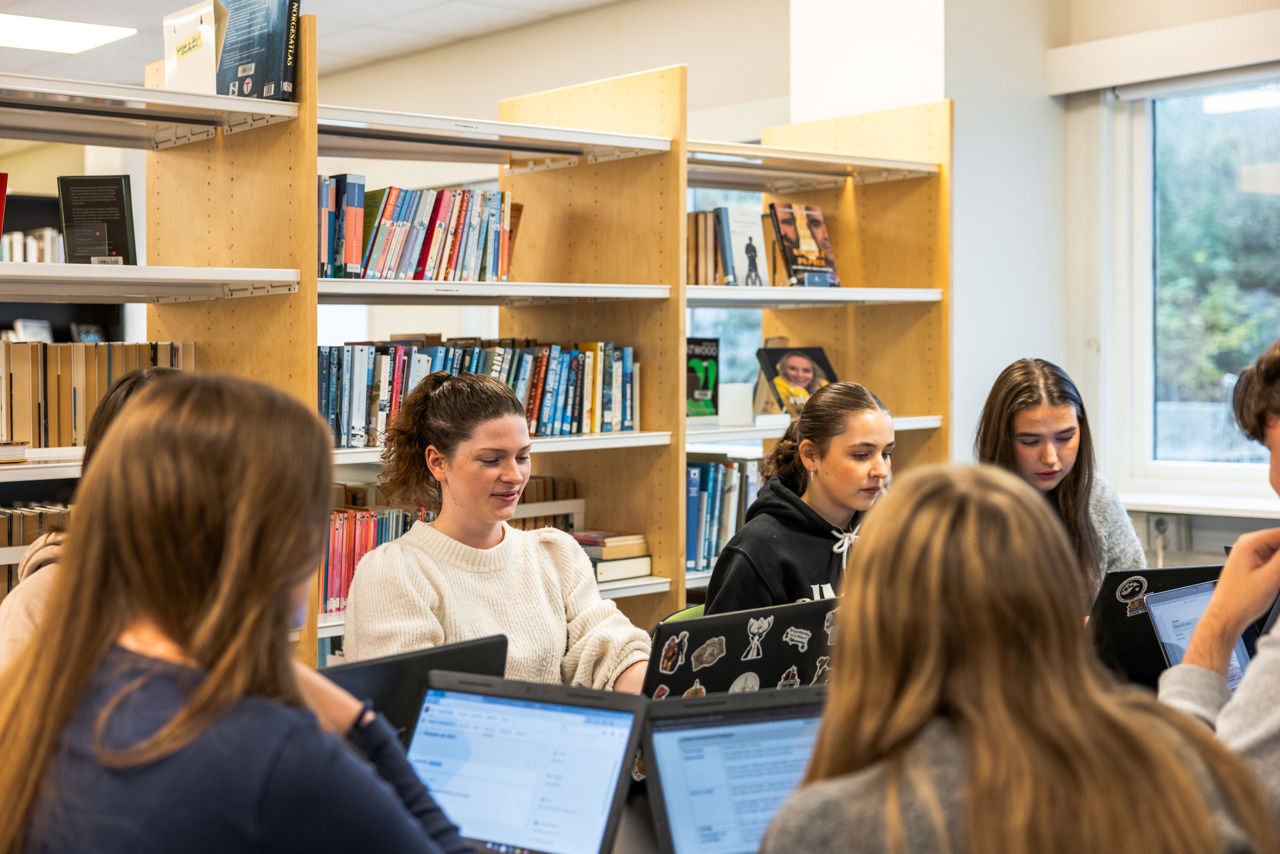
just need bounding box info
[1066,0,1280,44]
[317,0,789,343]
[944,0,1067,459]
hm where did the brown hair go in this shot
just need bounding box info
[974,358,1098,579]
[83,367,180,468]
[806,464,1277,853]
[1233,339,1280,443]
[380,371,526,508]
[0,373,333,851]
[762,381,888,495]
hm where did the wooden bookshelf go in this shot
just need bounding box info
[0,264,299,303]
[317,279,669,306]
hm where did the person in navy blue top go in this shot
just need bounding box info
[0,374,470,854]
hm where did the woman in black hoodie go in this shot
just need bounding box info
[705,382,894,614]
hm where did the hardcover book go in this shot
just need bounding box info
[686,338,719,417]
[57,175,136,265]
[757,346,839,418]
[216,0,299,100]
[727,205,768,286]
[768,202,840,287]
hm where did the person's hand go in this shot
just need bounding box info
[291,660,368,735]
[1184,528,1280,675]
[611,660,647,694]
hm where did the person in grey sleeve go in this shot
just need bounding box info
[1160,338,1280,822]
[976,359,1145,588]
[763,464,1274,854]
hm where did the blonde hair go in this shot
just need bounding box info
[808,464,1277,853]
[0,374,333,851]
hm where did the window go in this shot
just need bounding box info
[1152,81,1280,464]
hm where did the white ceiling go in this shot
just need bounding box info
[0,0,620,83]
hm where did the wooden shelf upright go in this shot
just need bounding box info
[497,67,688,630]
[758,103,952,471]
[145,16,322,663]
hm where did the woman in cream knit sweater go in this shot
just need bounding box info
[343,372,650,692]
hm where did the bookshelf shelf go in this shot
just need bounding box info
[317,280,670,306]
[0,72,297,150]
[317,105,670,167]
[331,432,672,467]
[0,546,26,564]
[684,415,942,448]
[687,140,939,193]
[685,285,941,308]
[686,570,712,591]
[0,264,300,303]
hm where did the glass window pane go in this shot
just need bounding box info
[688,187,763,384]
[1153,82,1280,463]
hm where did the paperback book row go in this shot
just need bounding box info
[0,341,195,450]
[0,502,68,596]
[320,337,639,449]
[508,475,578,533]
[687,202,840,288]
[318,175,521,283]
[686,455,764,574]
[0,228,64,264]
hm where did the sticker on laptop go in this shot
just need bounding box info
[811,656,830,685]
[729,672,760,693]
[659,630,689,674]
[777,666,801,689]
[782,626,812,652]
[653,684,670,700]
[741,615,774,661]
[692,636,726,671]
[683,678,707,698]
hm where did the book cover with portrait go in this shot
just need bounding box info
[757,346,838,417]
[767,202,840,287]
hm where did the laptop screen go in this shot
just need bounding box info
[1145,581,1250,691]
[407,687,636,854]
[649,703,821,854]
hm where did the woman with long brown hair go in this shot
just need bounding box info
[0,374,468,853]
[764,464,1276,853]
[975,358,1143,583]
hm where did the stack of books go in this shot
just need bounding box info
[573,530,651,582]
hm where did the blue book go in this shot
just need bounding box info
[553,351,574,437]
[407,351,430,394]
[447,347,463,375]
[620,346,634,431]
[707,462,726,563]
[339,345,353,448]
[685,466,701,571]
[537,344,563,436]
[317,347,329,422]
[701,461,719,572]
[377,188,412,279]
[423,346,448,374]
[513,350,535,406]
[326,346,340,442]
[331,174,350,278]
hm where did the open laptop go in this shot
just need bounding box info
[644,686,826,854]
[407,670,646,854]
[644,599,837,699]
[321,635,507,745]
[1144,580,1254,691]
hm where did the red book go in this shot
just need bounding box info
[525,344,551,428]
[0,172,8,235]
[413,190,449,280]
[442,190,471,281]
[388,345,407,428]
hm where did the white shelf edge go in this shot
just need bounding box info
[686,139,939,191]
[318,280,670,305]
[685,570,712,591]
[1119,491,1280,520]
[598,575,672,600]
[333,432,671,466]
[0,447,83,482]
[686,285,941,308]
[0,264,300,303]
[685,415,941,445]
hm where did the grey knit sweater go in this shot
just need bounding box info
[763,717,1253,853]
[1090,474,1146,577]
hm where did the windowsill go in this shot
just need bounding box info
[1120,490,1280,519]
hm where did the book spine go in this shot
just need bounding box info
[714,206,736,285]
[425,190,455,280]
[526,346,551,429]
[569,352,585,435]
[332,174,349,278]
[347,176,365,278]
[554,352,574,437]
[685,466,700,571]
[621,346,634,431]
[536,345,563,436]
[413,191,447,280]
[513,350,535,407]
[365,186,400,280]
[599,342,614,433]
[339,345,353,448]
[500,191,512,282]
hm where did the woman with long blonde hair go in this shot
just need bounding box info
[0,374,467,853]
[764,464,1276,854]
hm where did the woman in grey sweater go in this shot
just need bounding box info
[976,358,1144,586]
[765,464,1274,854]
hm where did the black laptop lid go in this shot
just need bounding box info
[1090,566,1223,688]
[644,599,837,699]
[408,671,646,854]
[321,635,507,745]
[644,686,827,854]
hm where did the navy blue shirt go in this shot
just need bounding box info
[27,647,471,854]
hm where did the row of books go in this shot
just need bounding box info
[686,202,842,288]
[319,337,639,449]
[0,229,64,264]
[0,341,195,449]
[686,455,764,574]
[508,475,577,532]
[318,175,520,283]
[0,502,68,595]
[573,529,653,582]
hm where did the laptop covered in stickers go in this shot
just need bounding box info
[643,598,838,699]
[643,685,827,854]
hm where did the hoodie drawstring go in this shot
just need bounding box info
[831,524,859,572]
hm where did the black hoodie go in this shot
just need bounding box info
[704,477,859,615]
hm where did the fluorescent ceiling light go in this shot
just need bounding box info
[0,13,136,54]
[1203,88,1280,115]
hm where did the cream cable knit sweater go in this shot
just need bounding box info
[342,522,652,690]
